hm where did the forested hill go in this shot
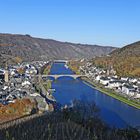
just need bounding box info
[93,41,140,77]
[0,33,116,62]
[110,41,140,57]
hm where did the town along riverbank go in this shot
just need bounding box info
[68,60,140,109]
[50,62,140,128]
[82,77,140,110]
[0,62,140,140]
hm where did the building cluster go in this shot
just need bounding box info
[0,61,53,112]
[80,62,140,100]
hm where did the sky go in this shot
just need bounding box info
[0,0,140,47]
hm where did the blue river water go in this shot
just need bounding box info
[50,62,140,128]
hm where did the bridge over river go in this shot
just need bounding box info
[41,74,88,80]
[53,60,68,63]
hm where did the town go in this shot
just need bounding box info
[0,60,55,119]
[1,59,140,112]
[79,60,140,103]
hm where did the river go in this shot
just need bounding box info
[50,62,140,128]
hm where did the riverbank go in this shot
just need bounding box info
[67,61,140,110]
[49,62,140,128]
[67,61,81,75]
[41,63,56,101]
[40,62,52,75]
[43,80,52,91]
[82,77,140,110]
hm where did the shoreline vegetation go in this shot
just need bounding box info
[41,64,56,102]
[43,80,52,91]
[68,62,81,75]
[41,63,51,75]
[41,63,52,92]
[68,62,140,110]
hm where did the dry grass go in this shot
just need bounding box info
[0,98,36,123]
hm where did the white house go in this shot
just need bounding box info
[121,85,136,96]
[95,75,101,81]
[129,78,138,84]
[134,94,140,99]
[121,77,129,81]
[110,77,119,82]
[107,81,123,89]
[10,71,16,76]
[22,81,31,87]
[100,77,110,85]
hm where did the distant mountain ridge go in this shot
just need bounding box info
[0,33,116,63]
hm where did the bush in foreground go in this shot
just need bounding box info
[0,100,139,140]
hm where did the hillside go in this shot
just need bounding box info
[0,33,116,63]
[110,41,140,57]
[93,41,140,77]
[0,98,36,124]
[0,101,139,140]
